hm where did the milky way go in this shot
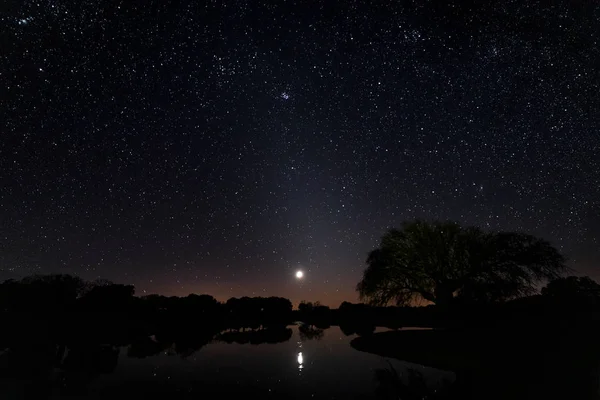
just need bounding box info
[1,0,599,305]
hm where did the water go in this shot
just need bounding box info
[0,326,454,399]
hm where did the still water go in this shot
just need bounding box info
[0,326,453,399]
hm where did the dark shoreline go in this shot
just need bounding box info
[351,327,600,400]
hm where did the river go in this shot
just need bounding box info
[0,325,453,399]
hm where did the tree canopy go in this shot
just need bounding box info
[542,276,600,307]
[357,220,567,307]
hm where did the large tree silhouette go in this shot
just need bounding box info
[357,220,567,307]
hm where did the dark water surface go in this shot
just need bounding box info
[0,326,453,399]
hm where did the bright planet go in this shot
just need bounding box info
[295,270,304,279]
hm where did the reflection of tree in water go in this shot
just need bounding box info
[128,335,168,358]
[216,327,292,344]
[128,327,220,359]
[58,344,120,396]
[62,345,120,374]
[173,333,214,358]
[374,362,455,400]
[0,344,61,398]
[339,321,376,337]
[298,324,324,341]
[0,342,120,398]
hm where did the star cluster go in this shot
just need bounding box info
[1,0,599,305]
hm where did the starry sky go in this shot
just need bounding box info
[1,0,599,306]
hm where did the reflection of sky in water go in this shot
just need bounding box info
[55,326,453,398]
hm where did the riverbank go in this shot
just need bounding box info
[351,326,600,399]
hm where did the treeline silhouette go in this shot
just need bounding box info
[3,273,597,352]
[0,274,301,346]
[0,276,457,348]
[0,274,436,347]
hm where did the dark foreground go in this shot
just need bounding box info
[0,325,453,400]
[2,319,600,399]
[352,325,600,400]
[2,275,600,399]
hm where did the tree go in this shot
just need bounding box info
[18,274,86,311]
[298,301,318,313]
[542,276,600,308]
[357,220,567,307]
[79,282,135,312]
[181,294,219,313]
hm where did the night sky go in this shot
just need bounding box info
[2,0,599,306]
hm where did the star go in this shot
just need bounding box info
[1,0,598,306]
